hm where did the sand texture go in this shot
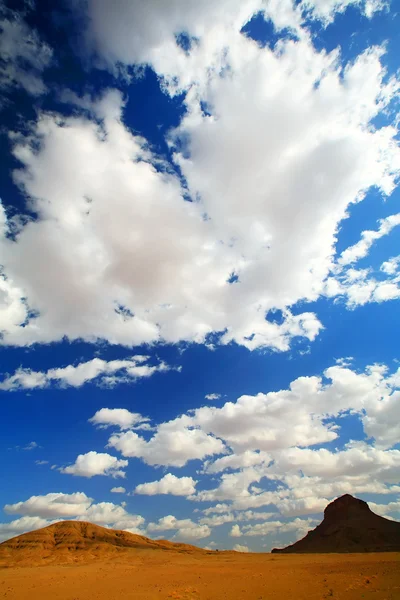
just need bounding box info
[1,551,400,600]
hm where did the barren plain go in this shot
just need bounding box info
[2,551,400,600]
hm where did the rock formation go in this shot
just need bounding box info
[0,520,205,566]
[272,494,400,553]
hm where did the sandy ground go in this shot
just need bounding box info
[1,551,400,600]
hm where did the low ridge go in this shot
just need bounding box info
[272,494,400,553]
[0,520,205,566]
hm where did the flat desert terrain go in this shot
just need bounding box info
[1,551,399,600]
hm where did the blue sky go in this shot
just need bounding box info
[0,0,399,552]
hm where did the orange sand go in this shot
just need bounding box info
[1,551,399,600]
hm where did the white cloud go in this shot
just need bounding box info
[110,487,126,494]
[1,3,398,352]
[0,516,56,543]
[369,501,400,518]
[0,7,52,97]
[82,0,387,89]
[302,0,389,24]
[103,362,400,491]
[1,493,145,541]
[338,213,400,266]
[233,543,250,552]
[205,393,221,401]
[79,502,145,532]
[242,517,318,538]
[89,408,150,430]
[147,514,211,540]
[203,451,271,474]
[22,441,39,450]
[230,524,242,537]
[381,256,400,276]
[4,492,92,518]
[0,356,172,391]
[135,473,197,496]
[60,451,128,478]
[200,510,276,527]
[108,420,225,467]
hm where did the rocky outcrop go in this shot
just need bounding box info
[0,520,204,566]
[272,494,400,553]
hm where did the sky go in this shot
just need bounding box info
[0,0,399,553]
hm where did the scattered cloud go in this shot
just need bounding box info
[233,543,250,552]
[381,256,400,276]
[241,517,318,538]
[147,515,211,541]
[4,492,93,518]
[135,473,197,496]
[0,356,173,391]
[230,524,242,537]
[22,441,39,450]
[1,492,145,541]
[338,213,400,267]
[0,516,55,543]
[0,6,52,98]
[108,422,225,467]
[60,451,128,478]
[205,393,221,401]
[89,408,150,430]
[110,487,126,494]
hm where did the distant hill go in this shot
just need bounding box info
[272,494,400,553]
[0,520,205,566]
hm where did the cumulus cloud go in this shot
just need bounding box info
[89,408,150,430]
[241,517,318,538]
[233,543,250,552]
[110,487,126,494]
[381,256,400,276]
[0,516,55,543]
[103,361,400,486]
[1,492,145,541]
[108,421,225,467]
[92,361,397,517]
[0,356,173,391]
[1,2,398,352]
[203,451,271,474]
[147,515,211,540]
[135,473,197,496]
[230,524,242,537]
[60,451,128,478]
[199,510,276,528]
[82,0,387,88]
[205,393,221,401]
[4,492,92,518]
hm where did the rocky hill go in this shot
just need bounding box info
[0,520,205,566]
[272,494,400,553]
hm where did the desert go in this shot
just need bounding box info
[1,496,399,600]
[2,551,400,600]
